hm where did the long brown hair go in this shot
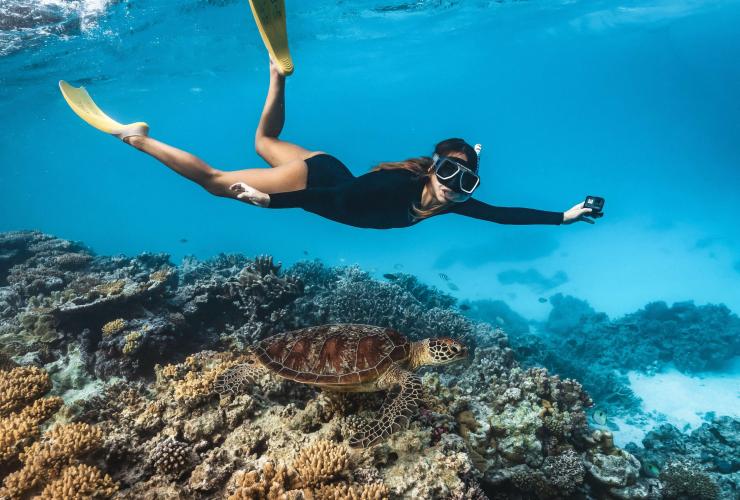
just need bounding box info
[370,138,479,220]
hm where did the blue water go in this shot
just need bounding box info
[1,0,739,319]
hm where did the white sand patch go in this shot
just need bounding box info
[612,361,740,447]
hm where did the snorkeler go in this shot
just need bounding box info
[58,61,599,229]
[58,1,600,230]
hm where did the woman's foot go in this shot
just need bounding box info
[116,122,149,142]
[230,182,270,207]
[270,57,286,78]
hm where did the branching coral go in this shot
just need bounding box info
[312,482,390,500]
[36,463,118,499]
[0,396,63,463]
[293,439,349,486]
[0,366,53,416]
[227,461,300,500]
[0,366,62,465]
[101,318,126,337]
[167,354,244,408]
[0,422,106,497]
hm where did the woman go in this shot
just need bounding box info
[67,59,598,228]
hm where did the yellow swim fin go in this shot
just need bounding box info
[58,80,149,140]
[249,0,294,76]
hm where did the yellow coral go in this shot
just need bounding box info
[312,482,390,500]
[173,369,218,407]
[0,396,63,463]
[0,422,104,497]
[293,440,349,486]
[95,279,125,296]
[228,461,300,500]
[101,318,126,336]
[171,358,242,407]
[37,464,118,499]
[159,363,180,380]
[123,331,143,355]
[0,366,53,417]
[149,269,172,283]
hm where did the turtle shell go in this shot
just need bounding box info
[254,324,410,386]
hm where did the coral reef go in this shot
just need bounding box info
[659,460,720,500]
[0,363,114,498]
[1,231,737,499]
[37,463,118,499]
[477,294,740,418]
[626,417,738,499]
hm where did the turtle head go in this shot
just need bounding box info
[412,338,468,368]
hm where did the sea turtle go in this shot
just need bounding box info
[215,323,467,447]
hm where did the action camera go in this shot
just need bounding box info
[584,196,605,217]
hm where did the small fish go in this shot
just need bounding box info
[459,304,471,311]
[643,462,660,478]
[591,408,608,426]
[179,238,188,244]
[393,263,404,270]
[383,273,398,281]
[439,273,449,281]
[447,282,459,291]
[538,297,547,304]
[303,250,309,255]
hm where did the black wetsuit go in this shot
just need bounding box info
[267,154,564,229]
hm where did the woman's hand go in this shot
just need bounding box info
[563,201,598,224]
[229,182,270,208]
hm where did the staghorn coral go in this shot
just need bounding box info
[37,463,118,499]
[292,439,349,486]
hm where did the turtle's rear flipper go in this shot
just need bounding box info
[348,368,423,448]
[214,359,264,396]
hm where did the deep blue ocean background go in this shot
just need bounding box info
[2,0,740,321]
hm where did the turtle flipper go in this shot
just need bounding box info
[349,368,423,448]
[214,358,265,396]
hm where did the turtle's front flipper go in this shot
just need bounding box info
[214,358,265,396]
[349,368,423,448]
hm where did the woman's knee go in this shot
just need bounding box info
[254,135,276,160]
[203,170,230,197]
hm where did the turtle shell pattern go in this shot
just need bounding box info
[254,324,411,386]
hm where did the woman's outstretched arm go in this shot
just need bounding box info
[446,198,564,225]
[447,199,597,225]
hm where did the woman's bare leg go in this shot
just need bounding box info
[255,60,321,167]
[125,135,308,197]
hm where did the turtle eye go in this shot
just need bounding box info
[450,345,460,353]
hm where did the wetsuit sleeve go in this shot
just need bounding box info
[447,198,564,225]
